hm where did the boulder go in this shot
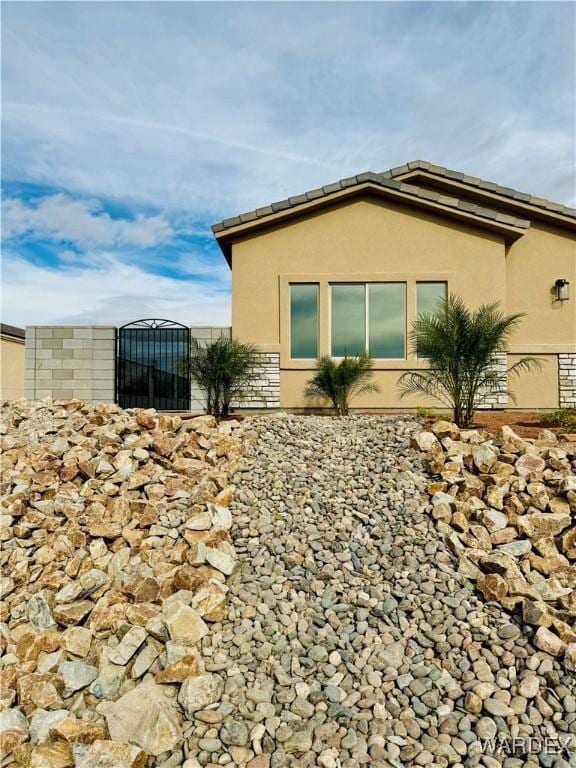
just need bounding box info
[75,740,146,768]
[533,627,566,657]
[102,680,182,757]
[178,673,224,715]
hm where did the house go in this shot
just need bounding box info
[1,323,25,400]
[23,160,576,412]
[212,160,576,411]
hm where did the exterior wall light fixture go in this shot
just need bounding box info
[555,278,570,301]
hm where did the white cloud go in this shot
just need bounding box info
[1,250,231,327]
[2,2,574,217]
[2,193,173,247]
[0,2,574,329]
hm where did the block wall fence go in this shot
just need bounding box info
[23,326,575,411]
[25,326,116,404]
[24,325,281,411]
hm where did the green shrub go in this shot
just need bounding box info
[415,406,436,420]
[188,337,261,418]
[398,294,541,427]
[540,408,576,430]
[305,353,379,416]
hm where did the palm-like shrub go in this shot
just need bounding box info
[398,294,540,427]
[188,337,261,418]
[305,353,379,415]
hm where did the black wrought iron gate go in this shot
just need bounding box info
[116,319,191,411]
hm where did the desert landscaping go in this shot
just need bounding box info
[1,401,575,767]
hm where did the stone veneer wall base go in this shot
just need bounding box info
[476,352,508,410]
[559,353,576,408]
[232,352,281,410]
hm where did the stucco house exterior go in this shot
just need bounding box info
[1,323,25,400]
[24,160,575,412]
[212,160,575,412]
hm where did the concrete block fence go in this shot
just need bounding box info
[24,325,281,412]
[25,326,116,404]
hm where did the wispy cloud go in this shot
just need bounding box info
[4,102,335,172]
[1,1,574,325]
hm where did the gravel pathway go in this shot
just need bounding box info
[188,415,576,768]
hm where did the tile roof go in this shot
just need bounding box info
[1,323,25,340]
[212,160,574,237]
[384,160,576,219]
[212,173,531,235]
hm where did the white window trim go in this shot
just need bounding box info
[329,282,407,360]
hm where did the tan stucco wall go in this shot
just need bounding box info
[506,221,575,353]
[508,354,559,410]
[230,195,575,410]
[1,336,25,400]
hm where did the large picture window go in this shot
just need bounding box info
[290,284,318,359]
[331,283,406,358]
[416,281,447,317]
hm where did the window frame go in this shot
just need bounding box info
[329,281,407,360]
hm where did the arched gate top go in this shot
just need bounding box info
[119,318,189,330]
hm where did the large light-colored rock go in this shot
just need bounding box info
[108,626,147,665]
[517,512,572,538]
[178,673,224,715]
[430,421,460,440]
[472,444,498,473]
[164,603,209,645]
[29,709,68,744]
[534,627,566,657]
[102,680,183,757]
[412,431,439,451]
[515,454,546,476]
[75,740,146,768]
[60,661,98,696]
[0,708,29,751]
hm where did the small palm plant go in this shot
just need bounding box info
[398,294,541,427]
[305,353,379,416]
[188,337,261,418]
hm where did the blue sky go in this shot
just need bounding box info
[2,1,574,326]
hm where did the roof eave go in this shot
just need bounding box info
[213,182,529,261]
[394,167,576,227]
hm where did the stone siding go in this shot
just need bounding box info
[189,327,280,411]
[477,352,508,409]
[25,326,115,404]
[233,352,281,410]
[559,353,576,408]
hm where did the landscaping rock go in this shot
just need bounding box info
[415,419,576,670]
[0,399,244,764]
[220,415,576,768]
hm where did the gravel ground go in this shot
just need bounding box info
[186,415,576,768]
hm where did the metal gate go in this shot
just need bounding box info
[116,319,191,411]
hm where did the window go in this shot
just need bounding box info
[290,284,318,358]
[331,284,365,356]
[331,283,406,358]
[417,282,447,317]
[369,284,406,358]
